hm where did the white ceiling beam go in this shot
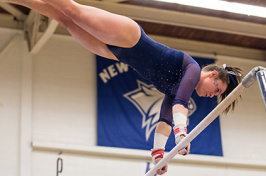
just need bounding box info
[0,35,21,58]
[24,10,38,28]
[149,34,266,61]
[30,19,58,54]
[29,13,42,50]
[76,0,266,39]
[0,3,27,21]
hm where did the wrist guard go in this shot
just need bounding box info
[174,126,188,154]
[151,149,164,165]
[174,126,187,144]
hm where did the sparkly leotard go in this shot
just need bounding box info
[107,26,201,125]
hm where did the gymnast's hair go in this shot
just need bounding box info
[202,64,243,114]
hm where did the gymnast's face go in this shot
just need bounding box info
[195,71,227,98]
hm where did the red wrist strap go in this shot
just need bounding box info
[174,127,187,135]
[151,149,164,160]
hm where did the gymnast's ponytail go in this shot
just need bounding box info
[221,64,243,113]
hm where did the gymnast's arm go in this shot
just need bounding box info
[150,96,172,175]
[151,61,200,174]
[154,62,200,150]
[171,62,201,153]
[150,97,189,175]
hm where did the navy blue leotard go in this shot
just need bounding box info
[107,26,201,125]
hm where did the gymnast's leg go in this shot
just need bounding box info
[39,0,141,48]
[6,0,117,60]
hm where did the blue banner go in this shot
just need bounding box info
[97,56,223,156]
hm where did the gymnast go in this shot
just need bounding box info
[4,0,243,174]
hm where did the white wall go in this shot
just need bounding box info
[32,34,96,146]
[0,28,24,176]
[0,27,266,176]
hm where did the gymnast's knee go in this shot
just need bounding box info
[158,119,172,126]
[59,2,79,20]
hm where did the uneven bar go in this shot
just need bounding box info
[257,70,266,110]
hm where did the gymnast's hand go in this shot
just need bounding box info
[174,126,191,155]
[151,149,168,175]
[178,134,191,155]
[155,158,168,175]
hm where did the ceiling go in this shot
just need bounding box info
[0,0,266,61]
